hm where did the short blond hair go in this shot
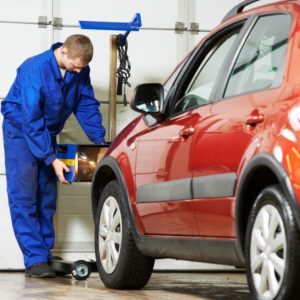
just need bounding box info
[63,34,93,64]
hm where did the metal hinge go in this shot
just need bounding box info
[38,16,63,29]
[189,22,199,34]
[53,17,63,30]
[38,16,48,28]
[175,22,186,34]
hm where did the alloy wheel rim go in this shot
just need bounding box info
[250,204,286,300]
[98,196,122,274]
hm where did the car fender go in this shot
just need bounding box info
[91,155,145,238]
[235,152,300,254]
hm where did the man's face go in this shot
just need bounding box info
[61,48,87,73]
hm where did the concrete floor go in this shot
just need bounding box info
[0,270,251,300]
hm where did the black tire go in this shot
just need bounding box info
[72,260,91,281]
[95,180,154,289]
[245,185,300,300]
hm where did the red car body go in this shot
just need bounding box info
[92,1,300,294]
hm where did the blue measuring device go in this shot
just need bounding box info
[79,13,142,43]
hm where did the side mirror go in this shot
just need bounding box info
[131,83,164,114]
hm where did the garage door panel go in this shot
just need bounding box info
[0,24,51,98]
[53,0,181,28]
[0,0,50,22]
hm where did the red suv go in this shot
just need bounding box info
[91,1,300,299]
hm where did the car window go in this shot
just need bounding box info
[171,27,241,115]
[163,55,190,99]
[225,14,291,98]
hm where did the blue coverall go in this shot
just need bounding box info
[1,42,106,268]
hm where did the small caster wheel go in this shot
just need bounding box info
[72,260,91,281]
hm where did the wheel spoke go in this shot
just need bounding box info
[103,204,110,228]
[270,232,284,252]
[252,229,266,251]
[110,241,119,265]
[106,242,112,271]
[111,210,121,231]
[261,207,270,241]
[258,262,268,294]
[99,224,108,238]
[269,253,285,278]
[100,239,108,260]
[267,262,279,296]
[109,200,117,229]
[268,209,279,243]
[110,232,122,245]
[251,253,265,272]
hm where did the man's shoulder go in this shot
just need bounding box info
[19,49,52,74]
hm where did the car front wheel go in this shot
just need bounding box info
[95,180,154,289]
[245,185,300,300]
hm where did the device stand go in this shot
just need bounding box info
[50,258,97,281]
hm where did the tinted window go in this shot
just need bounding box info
[172,27,240,115]
[225,14,291,97]
[163,55,189,99]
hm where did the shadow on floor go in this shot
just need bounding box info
[146,270,251,300]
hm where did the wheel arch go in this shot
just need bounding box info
[92,156,128,222]
[235,152,300,256]
[92,155,147,253]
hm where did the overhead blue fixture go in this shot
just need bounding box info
[79,13,142,43]
[79,13,142,138]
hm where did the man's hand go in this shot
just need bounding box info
[51,158,70,184]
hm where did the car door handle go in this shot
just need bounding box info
[246,113,264,126]
[156,168,168,179]
[179,126,195,138]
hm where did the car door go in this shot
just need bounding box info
[189,13,292,237]
[134,21,246,236]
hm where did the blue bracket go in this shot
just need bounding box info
[79,13,142,43]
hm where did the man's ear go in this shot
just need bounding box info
[61,47,68,55]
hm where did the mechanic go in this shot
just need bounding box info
[1,34,106,278]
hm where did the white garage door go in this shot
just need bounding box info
[0,0,52,269]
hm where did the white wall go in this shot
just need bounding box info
[0,0,243,269]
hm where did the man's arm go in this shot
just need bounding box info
[73,68,106,144]
[20,71,57,164]
[21,70,70,184]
